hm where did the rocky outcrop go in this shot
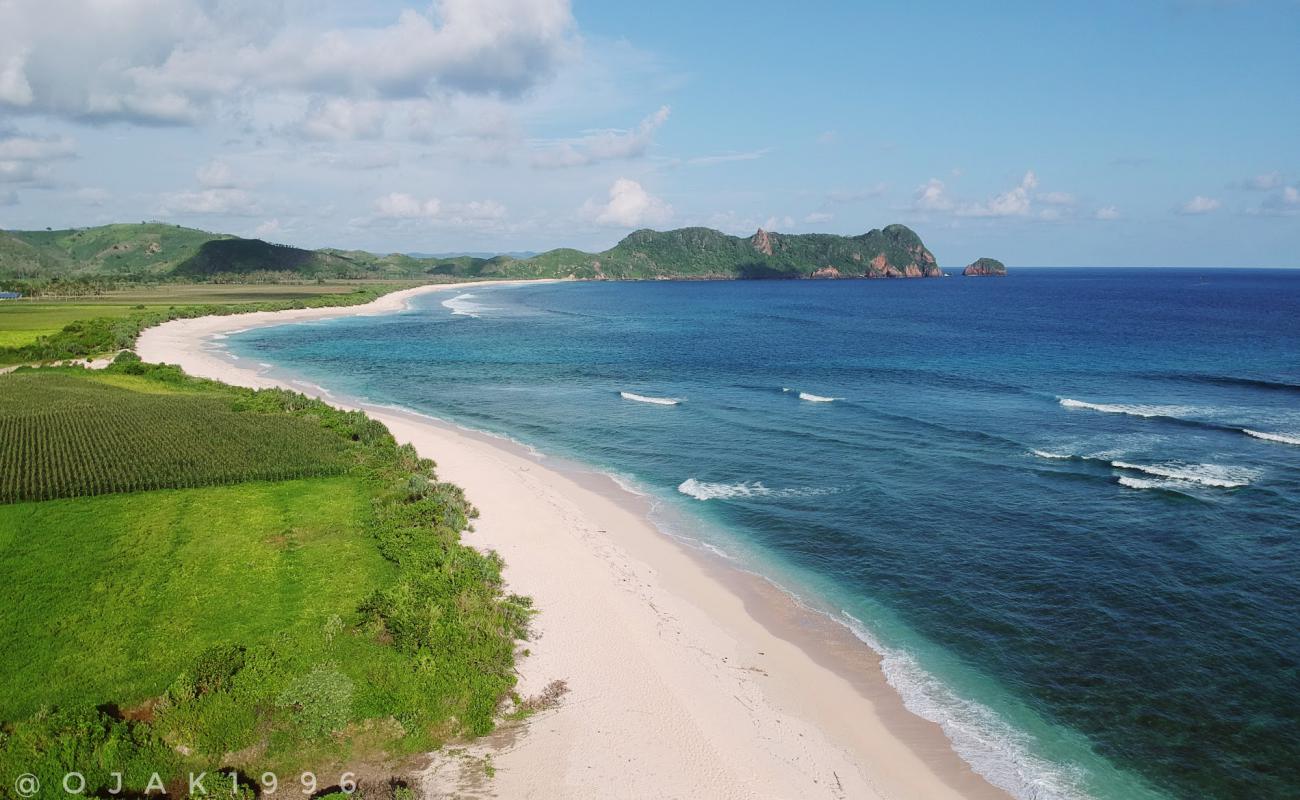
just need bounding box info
[751,228,774,256]
[962,257,1007,277]
[810,266,841,279]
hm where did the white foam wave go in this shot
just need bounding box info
[1057,397,1193,418]
[1030,449,1072,460]
[1110,460,1256,488]
[840,612,1087,800]
[441,293,493,318]
[676,478,833,501]
[1116,476,1192,492]
[798,392,837,402]
[258,362,273,369]
[620,391,680,405]
[1243,429,1300,446]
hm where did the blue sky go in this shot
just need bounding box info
[0,0,1297,266]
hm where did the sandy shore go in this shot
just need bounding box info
[136,282,1008,800]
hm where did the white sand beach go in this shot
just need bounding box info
[136,282,1007,800]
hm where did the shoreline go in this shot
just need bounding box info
[136,281,1010,800]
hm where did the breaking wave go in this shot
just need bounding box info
[840,613,1088,800]
[1243,429,1300,446]
[676,478,834,501]
[1058,397,1195,419]
[1110,460,1256,489]
[620,391,680,406]
[441,293,492,318]
[1030,449,1074,460]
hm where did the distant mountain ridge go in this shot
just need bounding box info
[0,222,969,285]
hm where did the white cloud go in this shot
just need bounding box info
[532,105,669,168]
[1039,190,1075,206]
[74,187,111,206]
[1234,172,1283,191]
[763,215,795,231]
[580,178,672,227]
[0,52,33,105]
[958,170,1037,217]
[196,160,244,189]
[158,187,259,216]
[1094,205,1120,220]
[1178,195,1221,215]
[686,148,769,166]
[0,0,578,126]
[804,211,833,224]
[1253,185,1300,217]
[254,218,282,238]
[375,192,441,219]
[298,98,388,141]
[913,178,953,211]
[0,131,76,184]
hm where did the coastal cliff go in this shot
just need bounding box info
[962,258,1007,277]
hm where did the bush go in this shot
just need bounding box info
[275,663,353,739]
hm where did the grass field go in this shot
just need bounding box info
[0,476,388,719]
[0,283,405,349]
[0,365,530,793]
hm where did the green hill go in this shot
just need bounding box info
[1,221,952,284]
[521,224,943,280]
[0,224,227,279]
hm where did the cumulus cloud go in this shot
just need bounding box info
[1252,185,1300,217]
[196,160,248,189]
[158,188,259,216]
[1233,172,1283,191]
[958,170,1038,217]
[297,98,389,141]
[0,52,34,105]
[1178,195,1221,215]
[804,211,833,224]
[254,218,282,238]
[0,131,76,184]
[532,106,669,168]
[580,178,672,227]
[375,192,442,219]
[913,178,953,211]
[1039,190,1075,206]
[1094,205,1120,220]
[369,193,508,227]
[0,0,577,126]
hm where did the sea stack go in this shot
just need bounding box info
[962,257,1007,277]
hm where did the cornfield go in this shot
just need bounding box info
[0,373,353,503]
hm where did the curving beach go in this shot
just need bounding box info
[136,281,1005,800]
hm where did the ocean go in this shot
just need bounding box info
[229,269,1300,800]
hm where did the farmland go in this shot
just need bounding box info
[0,370,354,502]
[0,365,530,793]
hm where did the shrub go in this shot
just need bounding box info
[275,663,353,739]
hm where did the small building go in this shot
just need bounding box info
[0,292,21,300]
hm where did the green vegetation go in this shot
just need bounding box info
[0,365,531,794]
[0,224,227,281]
[3,221,951,291]
[0,370,354,502]
[547,224,943,279]
[0,284,397,366]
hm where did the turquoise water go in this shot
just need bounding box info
[230,271,1300,800]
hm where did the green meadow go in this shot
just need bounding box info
[0,364,531,795]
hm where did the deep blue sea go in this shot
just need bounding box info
[230,270,1300,800]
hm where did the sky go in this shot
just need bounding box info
[0,0,1297,266]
